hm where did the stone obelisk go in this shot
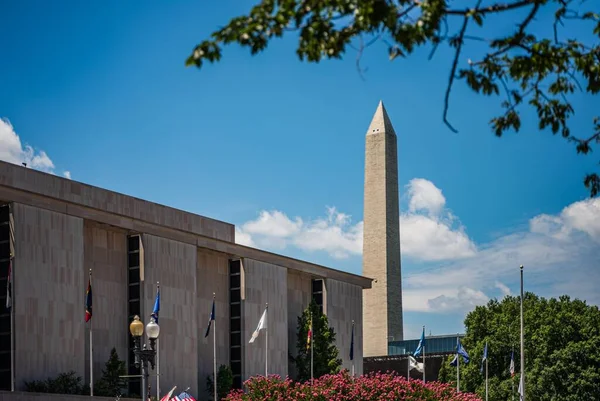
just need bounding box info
[362,101,403,357]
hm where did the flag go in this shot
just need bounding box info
[204,297,215,338]
[349,321,355,361]
[408,355,424,373]
[249,306,267,343]
[5,259,11,312]
[174,390,196,401]
[151,285,160,324]
[518,373,524,400]
[480,341,488,373]
[509,350,515,377]
[159,385,177,401]
[450,337,470,366]
[413,327,425,357]
[85,273,92,322]
[306,315,312,350]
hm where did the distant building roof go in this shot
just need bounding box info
[388,333,465,356]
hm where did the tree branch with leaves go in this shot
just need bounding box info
[186,0,600,196]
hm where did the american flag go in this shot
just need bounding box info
[172,391,196,401]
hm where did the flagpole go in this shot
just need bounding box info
[213,293,217,401]
[156,281,160,401]
[8,209,15,392]
[485,350,488,401]
[520,265,525,401]
[265,303,268,377]
[310,311,313,384]
[456,336,460,393]
[89,269,93,397]
[422,325,426,383]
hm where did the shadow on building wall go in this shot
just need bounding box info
[364,355,446,382]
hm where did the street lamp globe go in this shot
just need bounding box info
[129,315,144,337]
[146,318,160,339]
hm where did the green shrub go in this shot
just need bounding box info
[24,370,89,395]
[207,364,234,400]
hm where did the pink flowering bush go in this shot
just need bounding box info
[224,371,481,401]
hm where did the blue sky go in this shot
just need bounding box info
[1,1,598,340]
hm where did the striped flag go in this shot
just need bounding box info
[306,315,312,350]
[5,259,11,311]
[159,385,176,401]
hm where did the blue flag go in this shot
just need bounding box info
[450,337,470,366]
[204,298,215,338]
[413,327,425,357]
[349,321,355,361]
[151,285,160,323]
[481,341,488,373]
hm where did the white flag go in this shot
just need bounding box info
[249,306,267,343]
[518,374,524,400]
[408,355,424,373]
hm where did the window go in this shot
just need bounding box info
[127,235,141,396]
[312,279,324,314]
[229,259,243,389]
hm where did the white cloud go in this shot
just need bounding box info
[495,281,512,296]
[235,178,476,261]
[235,227,256,247]
[407,178,446,216]
[235,177,600,316]
[237,207,362,259]
[427,287,489,312]
[404,197,600,313]
[0,118,70,177]
[63,171,72,179]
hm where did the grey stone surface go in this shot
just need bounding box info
[286,270,312,379]
[141,234,198,397]
[0,162,369,395]
[196,248,230,398]
[12,203,85,388]
[362,101,404,357]
[326,279,363,375]
[0,161,234,242]
[0,391,138,401]
[83,221,128,391]
[241,258,288,381]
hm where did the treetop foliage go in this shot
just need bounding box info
[186,0,600,196]
[438,293,600,400]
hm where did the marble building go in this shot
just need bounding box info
[0,160,371,397]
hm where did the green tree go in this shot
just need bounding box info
[292,299,342,381]
[437,293,600,400]
[24,371,89,395]
[94,348,127,397]
[206,364,234,400]
[185,0,600,197]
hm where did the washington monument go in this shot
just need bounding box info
[362,101,403,357]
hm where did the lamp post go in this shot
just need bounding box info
[129,315,160,401]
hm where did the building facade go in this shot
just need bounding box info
[0,161,370,397]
